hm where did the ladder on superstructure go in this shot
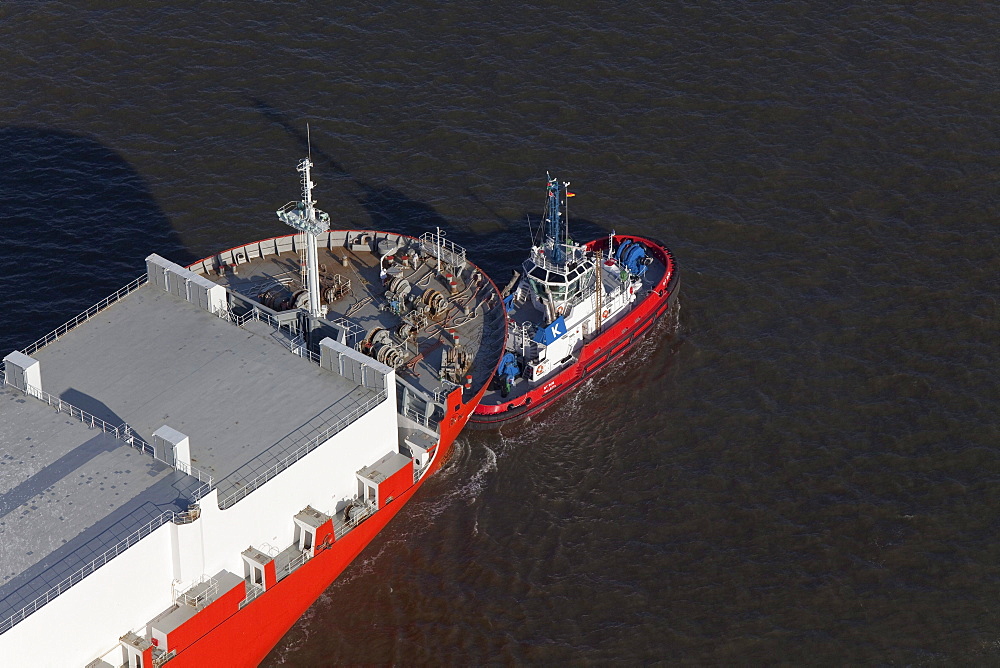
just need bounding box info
[594,249,603,336]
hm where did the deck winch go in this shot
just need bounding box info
[360,327,407,368]
[614,239,652,277]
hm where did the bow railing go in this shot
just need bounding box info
[21,275,147,357]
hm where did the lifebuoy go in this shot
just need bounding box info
[602,309,610,319]
[535,363,545,376]
[556,305,565,316]
[323,533,334,548]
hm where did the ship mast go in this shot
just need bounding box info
[277,153,330,319]
[543,174,565,267]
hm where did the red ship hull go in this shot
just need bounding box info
[470,235,679,428]
[162,383,486,667]
[152,237,505,667]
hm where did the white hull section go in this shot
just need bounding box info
[0,385,399,666]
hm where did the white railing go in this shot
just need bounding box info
[289,335,321,364]
[433,382,459,406]
[292,344,321,364]
[172,459,214,498]
[18,383,155,457]
[218,305,274,329]
[420,230,467,269]
[239,581,265,610]
[328,317,365,347]
[21,275,148,357]
[278,550,312,582]
[174,574,219,608]
[404,404,433,428]
[528,243,589,275]
[246,307,280,329]
[218,389,388,509]
[0,510,177,635]
[152,649,177,667]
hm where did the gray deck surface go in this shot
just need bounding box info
[31,284,373,484]
[0,386,199,624]
[0,281,378,626]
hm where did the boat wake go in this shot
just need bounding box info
[420,438,498,519]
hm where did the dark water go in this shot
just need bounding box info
[2,1,999,664]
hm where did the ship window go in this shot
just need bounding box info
[567,278,580,299]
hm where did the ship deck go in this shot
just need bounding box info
[195,235,505,410]
[0,229,506,638]
[0,280,380,629]
[0,386,200,626]
[30,284,378,488]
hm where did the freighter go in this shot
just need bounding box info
[470,175,679,427]
[0,157,505,666]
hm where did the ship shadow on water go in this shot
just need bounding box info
[248,97,614,280]
[249,97,451,239]
[0,127,193,356]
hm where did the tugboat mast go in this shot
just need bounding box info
[543,173,566,267]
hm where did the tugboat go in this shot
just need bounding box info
[469,174,679,428]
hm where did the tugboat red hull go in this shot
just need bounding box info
[470,235,679,428]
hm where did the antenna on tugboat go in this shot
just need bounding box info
[307,123,312,162]
[563,180,571,249]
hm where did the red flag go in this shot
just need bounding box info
[566,191,576,197]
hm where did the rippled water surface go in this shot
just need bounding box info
[1,1,998,664]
